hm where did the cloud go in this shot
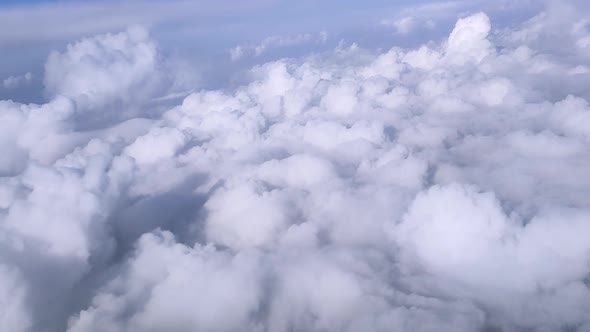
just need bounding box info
[379,1,465,35]
[230,32,329,61]
[1,2,590,332]
[382,16,418,34]
[2,72,32,89]
[445,12,493,65]
[44,26,170,113]
[0,265,31,332]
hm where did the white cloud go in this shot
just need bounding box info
[1,3,590,332]
[381,16,417,34]
[380,1,465,35]
[445,12,493,65]
[230,32,329,61]
[44,26,170,112]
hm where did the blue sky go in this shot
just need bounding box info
[0,0,52,5]
[0,0,550,103]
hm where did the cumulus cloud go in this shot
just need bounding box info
[44,26,172,112]
[1,2,590,332]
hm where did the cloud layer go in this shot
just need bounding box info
[1,3,590,332]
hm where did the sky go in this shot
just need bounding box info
[0,0,546,102]
[1,1,590,332]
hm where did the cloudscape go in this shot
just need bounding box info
[1,1,590,331]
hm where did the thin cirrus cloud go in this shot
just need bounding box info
[1,1,590,332]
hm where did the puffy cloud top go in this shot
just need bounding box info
[44,27,167,112]
[446,12,493,64]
